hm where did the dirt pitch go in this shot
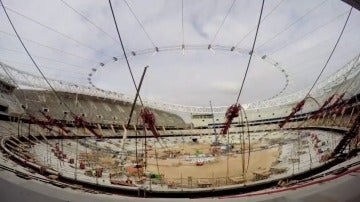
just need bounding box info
[146,143,280,181]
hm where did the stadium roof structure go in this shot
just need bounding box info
[0,0,359,114]
[0,53,359,113]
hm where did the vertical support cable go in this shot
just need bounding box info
[235,0,265,103]
[108,0,143,105]
[306,7,353,96]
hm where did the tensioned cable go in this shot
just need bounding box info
[320,58,360,115]
[0,62,28,101]
[333,55,360,95]
[0,58,87,76]
[277,8,354,134]
[0,29,97,63]
[123,0,157,47]
[59,0,119,44]
[306,7,353,96]
[269,10,349,55]
[234,0,285,48]
[1,0,87,138]
[256,0,329,50]
[0,0,76,117]
[235,0,265,103]
[4,5,111,57]
[0,47,89,69]
[108,0,143,105]
[210,0,237,45]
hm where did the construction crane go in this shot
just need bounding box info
[209,101,219,145]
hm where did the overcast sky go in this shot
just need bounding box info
[0,0,359,107]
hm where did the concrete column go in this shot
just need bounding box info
[97,123,104,136]
[110,124,116,136]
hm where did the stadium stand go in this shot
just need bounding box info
[13,89,186,129]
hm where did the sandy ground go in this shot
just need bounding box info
[74,141,280,185]
[146,141,260,157]
[146,144,280,182]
